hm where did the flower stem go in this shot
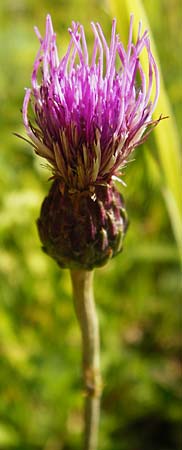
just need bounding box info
[70,269,102,450]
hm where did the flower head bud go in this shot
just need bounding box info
[37,180,128,269]
[22,15,160,269]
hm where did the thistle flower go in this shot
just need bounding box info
[23,15,160,269]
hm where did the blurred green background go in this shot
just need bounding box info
[0,0,181,449]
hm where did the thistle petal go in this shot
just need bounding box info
[23,14,160,191]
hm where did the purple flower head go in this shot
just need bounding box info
[23,14,160,192]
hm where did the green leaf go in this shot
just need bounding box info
[108,0,182,261]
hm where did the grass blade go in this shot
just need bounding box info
[108,0,182,261]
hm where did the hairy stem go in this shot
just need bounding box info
[70,269,102,450]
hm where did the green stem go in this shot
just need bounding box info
[70,269,102,450]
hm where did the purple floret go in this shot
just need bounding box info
[23,14,160,191]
